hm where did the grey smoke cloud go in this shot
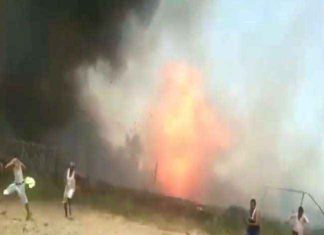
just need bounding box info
[0,0,159,140]
[1,0,322,227]
[78,0,324,227]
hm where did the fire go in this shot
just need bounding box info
[146,62,230,200]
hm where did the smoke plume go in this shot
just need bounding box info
[1,0,323,227]
[77,0,324,226]
[0,0,159,140]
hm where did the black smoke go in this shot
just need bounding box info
[0,0,159,141]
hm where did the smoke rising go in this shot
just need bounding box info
[77,0,324,226]
[0,0,159,140]
[1,0,323,227]
[0,0,159,192]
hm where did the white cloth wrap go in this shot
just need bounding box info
[63,168,76,201]
[3,183,28,204]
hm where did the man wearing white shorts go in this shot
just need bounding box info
[3,157,32,220]
[63,162,76,218]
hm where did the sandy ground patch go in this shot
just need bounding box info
[0,201,185,235]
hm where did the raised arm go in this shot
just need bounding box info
[5,157,26,170]
[5,157,17,169]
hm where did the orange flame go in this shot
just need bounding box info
[147,62,230,200]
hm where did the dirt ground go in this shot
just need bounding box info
[0,201,186,235]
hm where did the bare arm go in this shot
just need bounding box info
[248,211,260,226]
[18,159,26,170]
[14,157,26,170]
[5,157,17,169]
[5,158,26,170]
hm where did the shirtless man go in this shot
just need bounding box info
[246,199,261,235]
[63,162,77,219]
[3,157,32,220]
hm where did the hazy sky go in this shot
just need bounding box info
[81,0,324,226]
[205,0,323,134]
[203,0,324,189]
[200,0,323,224]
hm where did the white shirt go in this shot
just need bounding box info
[13,166,24,183]
[289,213,309,234]
[66,168,76,189]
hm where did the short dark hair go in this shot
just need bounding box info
[298,206,304,213]
[250,199,256,204]
[298,206,304,219]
